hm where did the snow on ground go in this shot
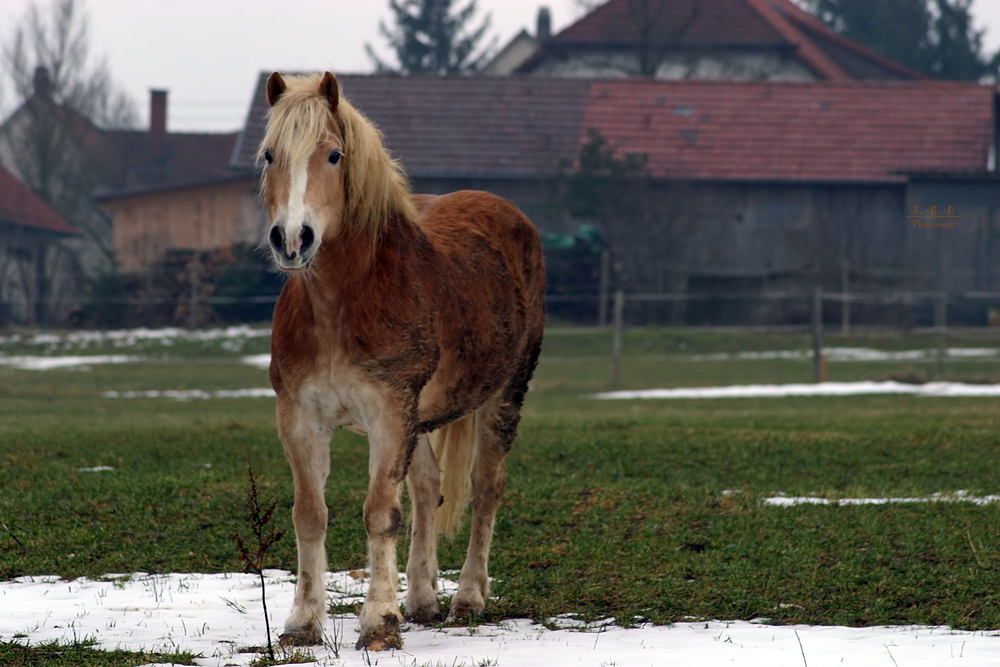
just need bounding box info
[685,347,1000,362]
[2,570,998,667]
[0,354,140,370]
[762,490,1000,506]
[102,389,276,400]
[592,380,1000,400]
[0,326,270,350]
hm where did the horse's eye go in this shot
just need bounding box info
[328,149,342,165]
[263,149,274,164]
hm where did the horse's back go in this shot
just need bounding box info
[414,190,545,301]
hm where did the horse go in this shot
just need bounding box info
[258,71,546,651]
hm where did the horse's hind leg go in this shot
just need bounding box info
[449,395,517,619]
[276,396,331,646]
[404,434,442,624]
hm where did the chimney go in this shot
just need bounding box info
[537,6,552,42]
[33,66,52,100]
[150,89,167,158]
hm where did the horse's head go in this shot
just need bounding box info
[259,71,346,271]
[259,71,416,271]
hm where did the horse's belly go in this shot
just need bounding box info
[416,350,511,426]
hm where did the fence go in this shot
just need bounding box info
[548,289,1000,328]
[6,285,1000,330]
[578,288,1000,388]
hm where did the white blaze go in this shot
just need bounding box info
[284,157,310,256]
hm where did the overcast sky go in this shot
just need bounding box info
[0,0,998,133]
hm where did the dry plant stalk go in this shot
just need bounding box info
[235,461,287,660]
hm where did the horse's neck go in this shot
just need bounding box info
[304,213,420,309]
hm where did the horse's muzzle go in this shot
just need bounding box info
[269,222,316,270]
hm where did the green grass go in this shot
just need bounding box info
[3,325,1000,664]
[0,638,197,666]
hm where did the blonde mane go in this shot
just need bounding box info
[258,73,416,238]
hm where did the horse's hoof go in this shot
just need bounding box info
[279,627,323,647]
[356,614,403,651]
[446,602,484,622]
[404,607,443,625]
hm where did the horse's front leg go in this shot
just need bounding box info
[356,413,412,650]
[276,395,331,647]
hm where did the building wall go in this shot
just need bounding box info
[514,179,907,293]
[104,180,263,272]
[105,179,261,272]
[0,224,79,325]
[905,181,1000,293]
[410,174,909,296]
[529,48,816,81]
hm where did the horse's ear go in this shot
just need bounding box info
[320,72,339,113]
[266,72,286,106]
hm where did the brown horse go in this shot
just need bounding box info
[259,72,545,651]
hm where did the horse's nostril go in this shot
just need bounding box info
[269,225,284,249]
[300,226,315,251]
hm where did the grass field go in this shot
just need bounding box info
[3,325,1000,662]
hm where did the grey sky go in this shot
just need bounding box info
[0,0,998,133]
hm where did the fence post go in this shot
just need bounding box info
[610,289,625,389]
[813,286,825,382]
[937,292,947,379]
[841,257,850,335]
[598,249,610,327]
[188,252,200,330]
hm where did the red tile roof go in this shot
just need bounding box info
[0,165,77,235]
[236,73,992,185]
[519,0,923,81]
[582,79,992,182]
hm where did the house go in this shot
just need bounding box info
[0,165,78,326]
[234,70,995,324]
[492,0,923,82]
[0,68,260,325]
[0,67,116,298]
[95,90,260,273]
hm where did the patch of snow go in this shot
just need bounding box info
[591,381,1000,400]
[765,490,1000,507]
[0,326,270,351]
[1,571,999,666]
[241,354,271,369]
[684,347,1000,362]
[102,389,275,400]
[0,355,140,370]
[77,466,115,472]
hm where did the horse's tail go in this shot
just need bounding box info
[428,413,477,537]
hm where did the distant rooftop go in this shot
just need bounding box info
[0,165,77,235]
[506,0,923,81]
[236,73,991,184]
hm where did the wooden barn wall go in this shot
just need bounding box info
[627,181,909,293]
[106,180,261,272]
[905,181,1000,293]
[412,175,908,294]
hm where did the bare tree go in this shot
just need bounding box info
[627,0,700,77]
[0,0,137,325]
[3,0,137,128]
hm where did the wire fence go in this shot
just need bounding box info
[6,287,1000,331]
